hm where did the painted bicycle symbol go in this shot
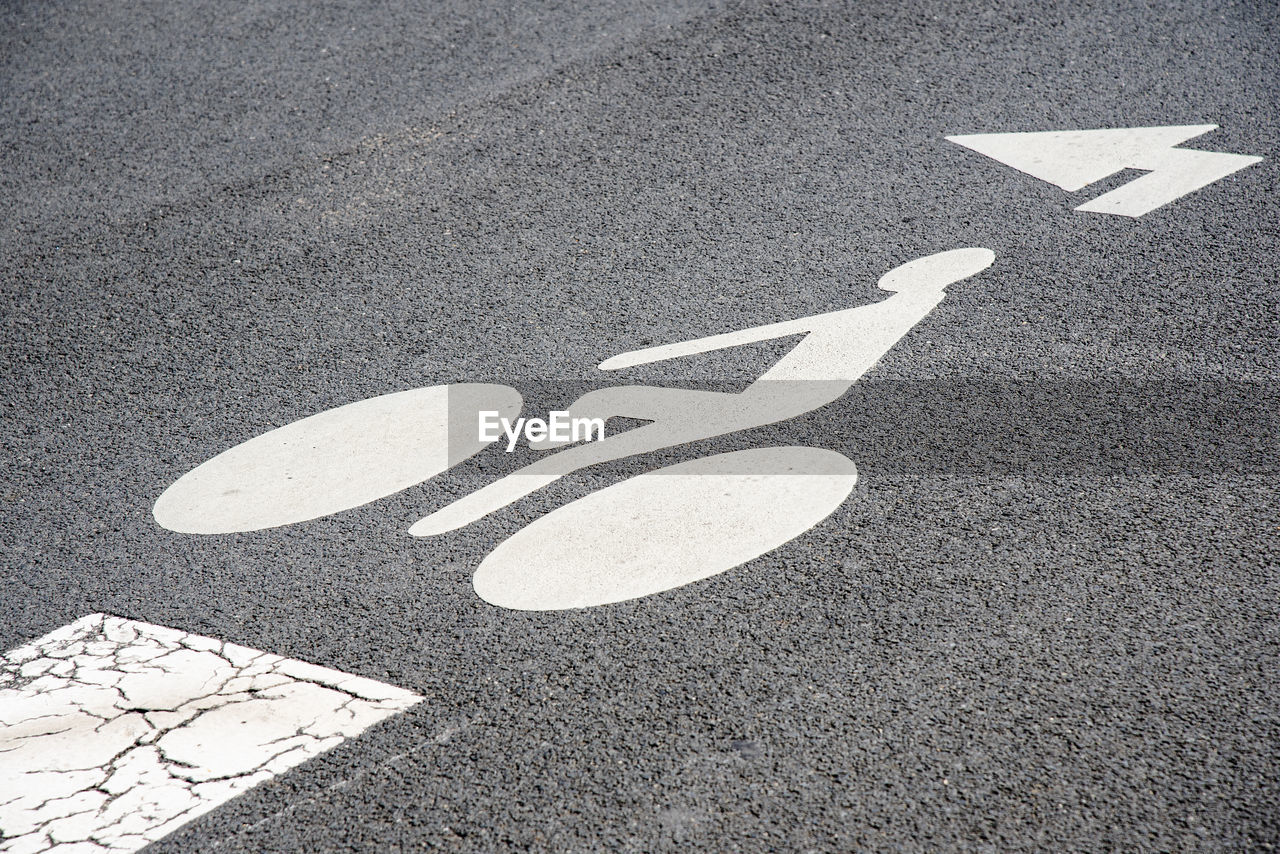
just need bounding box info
[155,248,995,609]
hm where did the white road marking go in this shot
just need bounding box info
[153,383,521,533]
[598,249,995,376]
[471,446,858,610]
[0,615,420,853]
[410,249,993,537]
[947,125,1263,217]
[150,251,997,610]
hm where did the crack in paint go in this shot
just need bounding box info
[0,614,421,853]
[204,713,482,850]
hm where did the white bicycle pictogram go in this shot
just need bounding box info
[155,247,995,609]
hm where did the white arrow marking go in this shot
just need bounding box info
[0,615,420,853]
[946,125,1263,217]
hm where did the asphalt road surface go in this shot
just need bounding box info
[2,0,1278,850]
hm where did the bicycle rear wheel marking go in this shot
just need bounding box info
[472,446,857,610]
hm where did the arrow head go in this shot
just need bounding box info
[946,125,1219,191]
[946,124,1262,217]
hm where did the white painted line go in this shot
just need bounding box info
[947,125,1263,217]
[472,446,858,610]
[0,615,421,853]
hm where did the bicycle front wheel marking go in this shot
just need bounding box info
[153,383,522,534]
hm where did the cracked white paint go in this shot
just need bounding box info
[0,614,421,853]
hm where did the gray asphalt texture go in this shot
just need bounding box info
[3,0,1279,850]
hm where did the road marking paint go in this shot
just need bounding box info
[153,383,521,533]
[152,250,997,609]
[471,447,858,610]
[947,125,1263,217]
[0,615,420,853]
[410,248,994,537]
